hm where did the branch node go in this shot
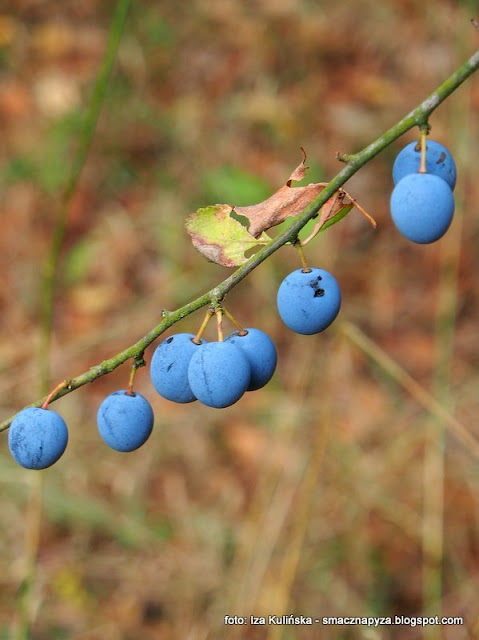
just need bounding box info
[133,354,146,369]
[209,287,225,307]
[418,121,431,135]
[98,361,110,375]
[336,152,352,163]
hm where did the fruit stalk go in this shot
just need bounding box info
[222,307,247,335]
[194,308,214,343]
[126,364,138,396]
[216,309,224,342]
[419,129,428,173]
[293,241,310,271]
[41,380,69,409]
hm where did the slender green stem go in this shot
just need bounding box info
[13,3,131,639]
[39,0,132,384]
[14,473,44,640]
[2,46,479,439]
[422,34,473,634]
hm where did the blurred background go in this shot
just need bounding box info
[1,0,479,638]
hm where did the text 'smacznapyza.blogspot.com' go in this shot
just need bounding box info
[224,615,464,628]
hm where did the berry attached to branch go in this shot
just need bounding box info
[277,268,342,335]
[8,408,69,470]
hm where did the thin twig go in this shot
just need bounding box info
[2,46,479,434]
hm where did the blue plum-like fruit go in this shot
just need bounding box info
[276,268,342,335]
[225,328,277,391]
[392,140,457,190]
[187,341,251,408]
[8,407,68,470]
[150,333,206,403]
[390,172,455,244]
[97,390,154,452]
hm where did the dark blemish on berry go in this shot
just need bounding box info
[309,277,325,297]
[166,337,174,344]
[167,363,174,372]
[436,152,446,165]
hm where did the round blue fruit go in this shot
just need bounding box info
[225,328,277,391]
[276,268,342,335]
[392,140,457,190]
[390,172,455,244]
[150,333,206,403]
[8,407,68,470]
[97,390,154,452]
[187,341,251,408]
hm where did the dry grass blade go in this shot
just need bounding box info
[340,321,479,460]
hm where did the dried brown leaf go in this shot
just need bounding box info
[185,149,371,267]
[236,182,327,237]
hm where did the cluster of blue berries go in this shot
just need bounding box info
[150,328,277,409]
[148,266,342,413]
[7,326,280,469]
[7,266,343,470]
[390,140,457,244]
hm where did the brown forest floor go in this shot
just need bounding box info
[1,1,479,639]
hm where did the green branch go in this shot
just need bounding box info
[2,46,479,433]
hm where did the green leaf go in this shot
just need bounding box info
[319,203,354,232]
[185,204,271,267]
